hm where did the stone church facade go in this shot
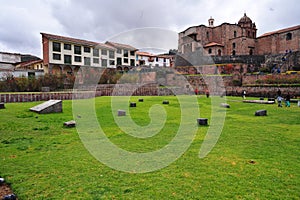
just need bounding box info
[178,13,300,56]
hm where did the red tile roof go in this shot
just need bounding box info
[41,32,116,50]
[136,51,154,57]
[258,25,300,38]
[18,59,43,68]
[105,41,138,51]
[204,42,224,47]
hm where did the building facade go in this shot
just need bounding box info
[41,33,138,75]
[136,51,172,67]
[0,52,21,71]
[178,13,300,56]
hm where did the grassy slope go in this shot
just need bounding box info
[0,96,299,199]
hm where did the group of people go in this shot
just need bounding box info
[194,88,210,98]
[276,89,291,107]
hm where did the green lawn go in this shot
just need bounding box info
[0,96,299,199]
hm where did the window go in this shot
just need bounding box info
[84,57,91,66]
[286,33,292,40]
[130,59,135,66]
[130,51,135,56]
[53,53,61,60]
[156,57,159,62]
[208,48,212,54]
[249,49,253,55]
[101,49,107,55]
[53,42,61,52]
[74,46,81,55]
[218,49,222,56]
[248,31,250,37]
[117,49,122,54]
[234,31,237,38]
[93,49,99,57]
[123,58,128,63]
[232,50,236,56]
[232,43,236,49]
[101,59,107,67]
[123,50,128,57]
[84,47,91,53]
[163,58,166,62]
[75,56,82,62]
[206,31,209,39]
[93,58,99,64]
[109,60,115,66]
[64,43,71,50]
[64,55,72,64]
[109,50,115,59]
[117,57,122,65]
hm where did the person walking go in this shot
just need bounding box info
[285,92,291,107]
[242,90,246,99]
[277,95,283,107]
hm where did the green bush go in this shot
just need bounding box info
[0,74,75,92]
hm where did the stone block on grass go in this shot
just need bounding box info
[220,103,230,108]
[118,110,126,116]
[30,100,62,114]
[0,102,5,109]
[63,120,76,128]
[162,100,169,104]
[255,110,267,116]
[197,118,208,126]
[130,102,136,107]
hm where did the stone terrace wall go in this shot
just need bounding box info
[0,92,96,103]
[226,86,300,98]
[1,84,300,103]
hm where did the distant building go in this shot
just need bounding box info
[41,33,138,75]
[16,59,44,71]
[178,13,300,56]
[0,52,21,71]
[136,51,172,67]
[0,52,43,79]
[257,25,300,55]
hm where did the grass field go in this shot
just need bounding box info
[0,96,299,199]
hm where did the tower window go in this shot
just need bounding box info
[286,33,292,40]
[206,31,209,39]
[208,48,212,54]
[234,31,237,38]
[249,49,253,55]
[232,43,236,49]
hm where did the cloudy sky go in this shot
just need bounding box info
[0,0,299,57]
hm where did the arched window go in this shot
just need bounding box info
[208,48,212,54]
[249,49,253,55]
[248,31,250,37]
[232,43,236,49]
[234,31,237,38]
[232,50,236,56]
[218,49,222,56]
[206,31,209,39]
[286,33,292,40]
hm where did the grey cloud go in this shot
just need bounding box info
[0,0,299,57]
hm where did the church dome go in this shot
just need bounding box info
[238,13,252,24]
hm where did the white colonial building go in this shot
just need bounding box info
[41,33,138,75]
[136,51,172,67]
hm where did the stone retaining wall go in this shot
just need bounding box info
[1,84,299,103]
